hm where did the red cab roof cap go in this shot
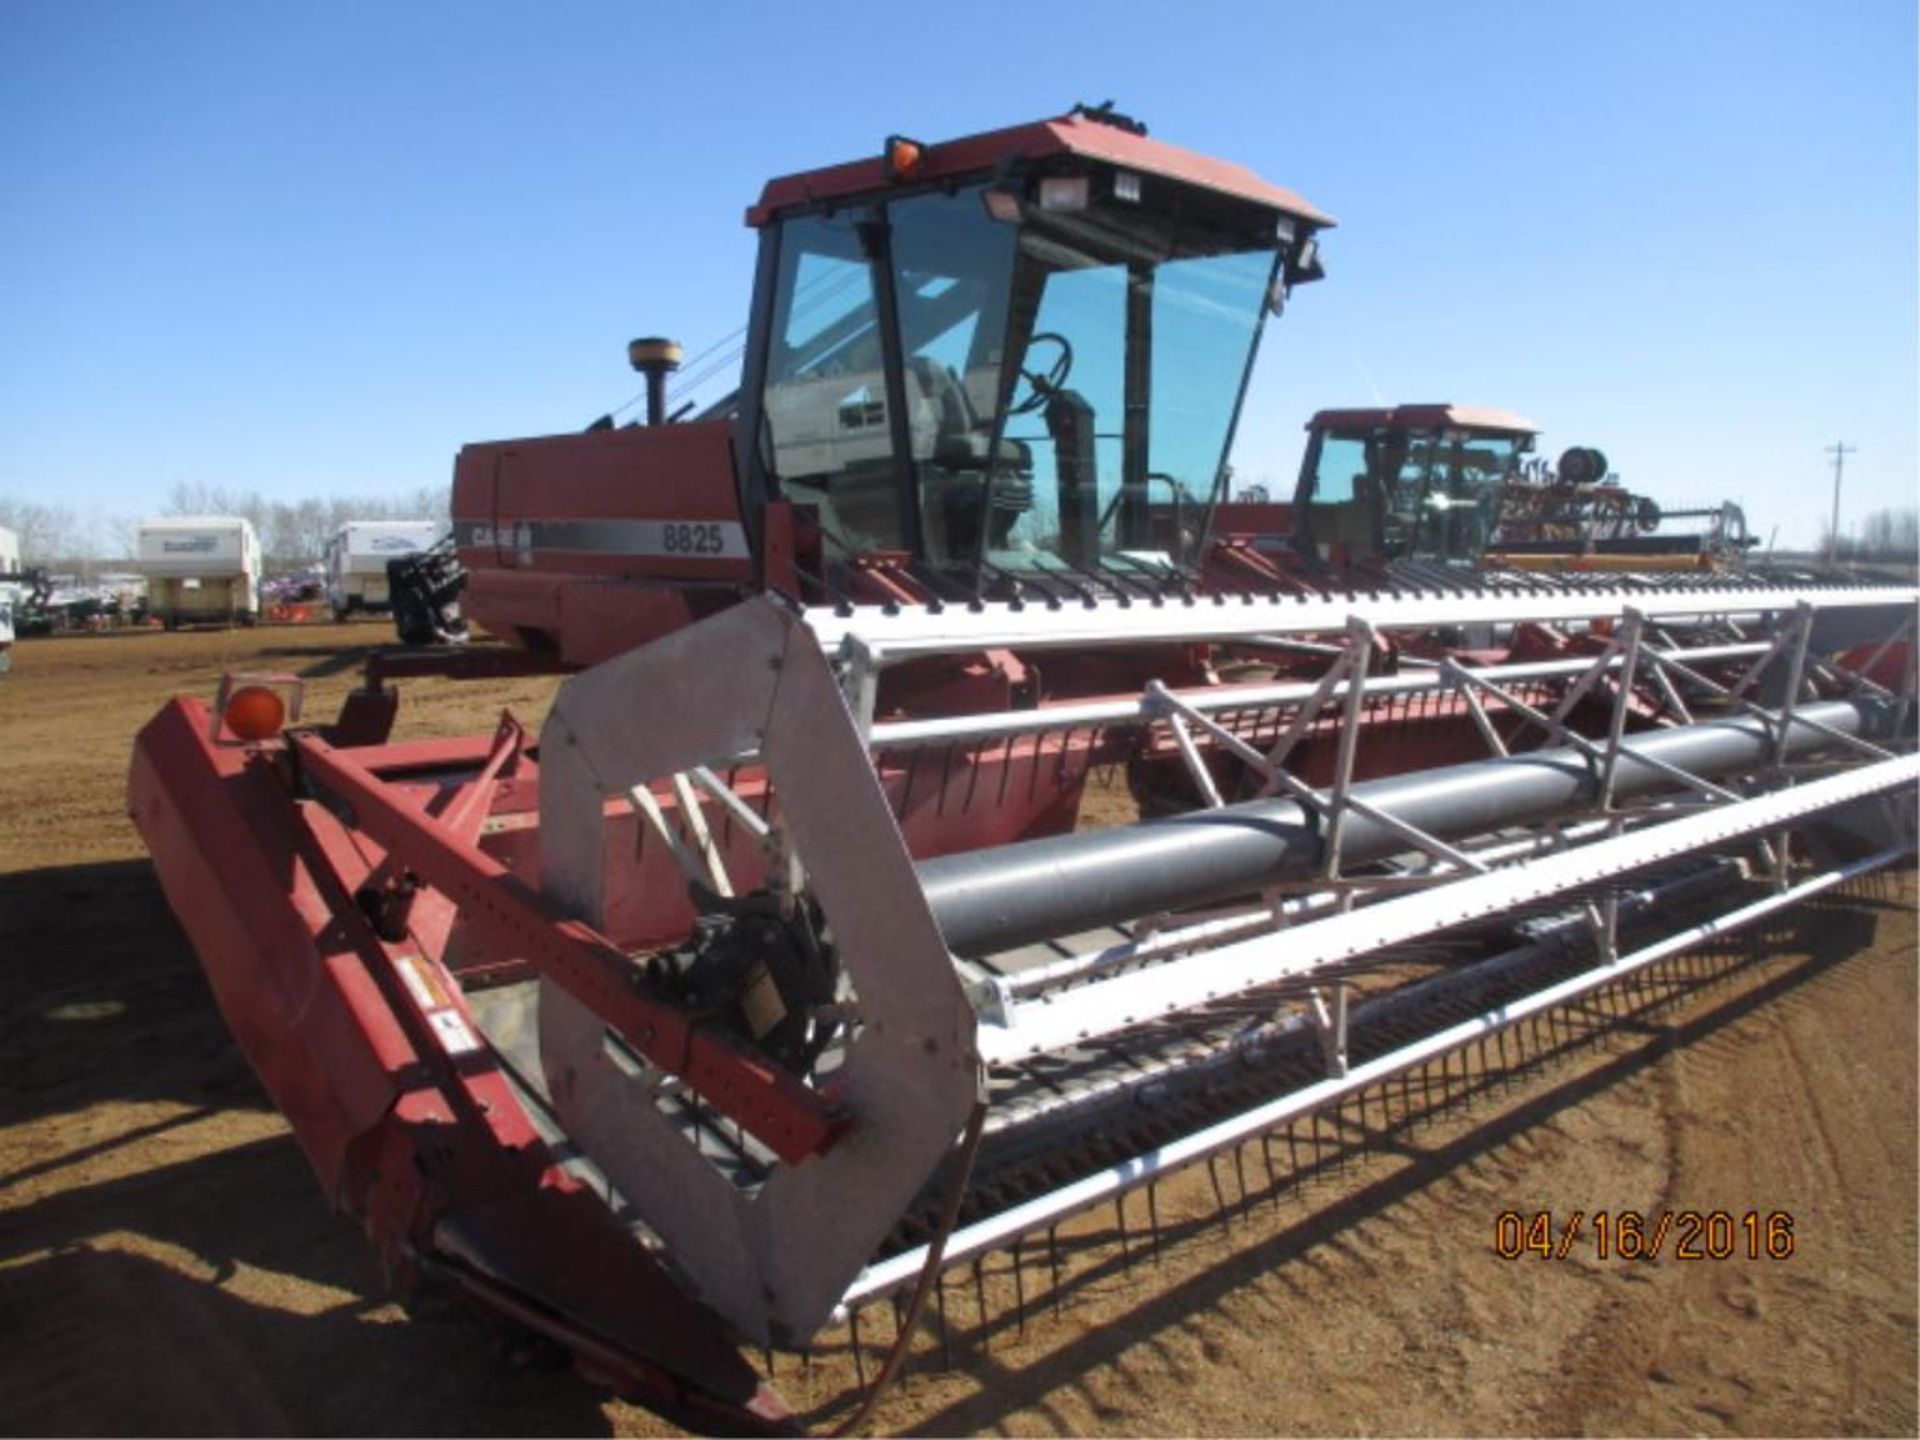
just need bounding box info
[1308,403,1540,435]
[748,110,1334,229]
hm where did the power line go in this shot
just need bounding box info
[1824,440,1857,564]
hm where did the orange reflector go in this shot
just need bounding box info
[885,134,925,181]
[225,684,286,741]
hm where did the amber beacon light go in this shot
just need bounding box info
[884,134,927,181]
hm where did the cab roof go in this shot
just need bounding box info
[1309,404,1539,436]
[748,110,1334,229]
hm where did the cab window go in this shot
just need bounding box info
[760,212,905,553]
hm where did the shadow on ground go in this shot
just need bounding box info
[0,852,615,1437]
[0,1243,614,1437]
[255,642,384,679]
[0,859,267,1129]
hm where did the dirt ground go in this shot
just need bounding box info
[1,624,1915,1437]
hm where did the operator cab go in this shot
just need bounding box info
[1292,404,1537,566]
[739,107,1332,589]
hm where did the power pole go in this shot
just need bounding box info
[1825,441,1857,565]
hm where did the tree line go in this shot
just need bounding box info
[1818,506,1920,563]
[0,482,450,573]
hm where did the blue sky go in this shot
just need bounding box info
[2,0,1914,550]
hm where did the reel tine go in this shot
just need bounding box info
[848,1305,868,1395]
[971,1258,990,1350]
[1046,1225,1063,1319]
[1010,1235,1028,1337]
[1205,1155,1232,1237]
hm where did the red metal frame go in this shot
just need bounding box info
[747,110,1334,228]
[1305,402,1539,436]
[293,729,845,1167]
[129,697,792,1431]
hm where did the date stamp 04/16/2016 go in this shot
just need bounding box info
[1494,1209,1797,1262]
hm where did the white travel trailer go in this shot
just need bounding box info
[0,525,21,672]
[137,516,260,628]
[323,520,443,619]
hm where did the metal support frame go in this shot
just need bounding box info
[1151,639,1493,894]
[1439,659,1742,805]
[1649,618,1894,766]
[969,754,1918,1064]
[1770,604,1814,767]
[627,777,734,898]
[805,582,1919,660]
[858,641,1769,755]
[836,633,881,744]
[498,580,1911,1353]
[292,733,843,1166]
[336,583,1914,1358]
[1308,984,1350,1078]
[1594,609,1646,810]
[844,836,1914,1313]
[1321,618,1374,887]
[1151,685,1225,809]
[534,596,980,1348]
